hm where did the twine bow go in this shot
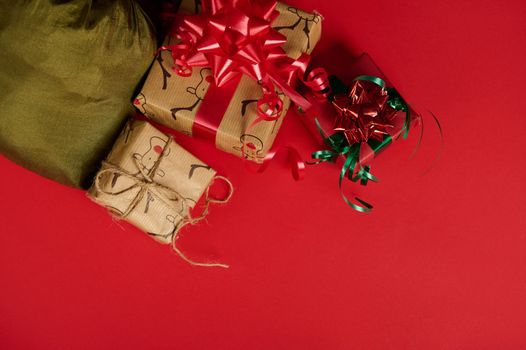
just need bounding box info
[93,137,233,268]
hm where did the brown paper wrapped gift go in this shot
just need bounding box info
[134,0,322,163]
[88,119,233,267]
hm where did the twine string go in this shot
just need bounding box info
[174,175,235,269]
[93,136,234,268]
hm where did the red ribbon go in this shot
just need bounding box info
[244,144,306,181]
[193,75,241,141]
[158,0,332,180]
[332,80,399,146]
[161,0,329,125]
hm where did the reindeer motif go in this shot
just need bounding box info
[156,52,172,90]
[233,134,265,162]
[147,214,181,242]
[107,120,135,165]
[189,164,211,179]
[274,7,321,52]
[132,136,171,178]
[133,93,157,119]
[170,68,212,120]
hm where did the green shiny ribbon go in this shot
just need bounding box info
[386,87,411,139]
[311,118,386,212]
[312,75,412,212]
[353,75,386,88]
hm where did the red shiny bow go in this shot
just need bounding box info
[161,0,328,121]
[332,80,398,145]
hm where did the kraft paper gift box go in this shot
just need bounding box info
[88,119,231,246]
[134,0,322,163]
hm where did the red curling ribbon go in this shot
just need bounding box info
[276,146,306,181]
[244,144,306,181]
[303,67,332,100]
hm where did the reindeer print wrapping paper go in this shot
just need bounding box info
[134,1,322,163]
[88,119,217,244]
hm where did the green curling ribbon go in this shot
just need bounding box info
[386,88,411,139]
[311,118,382,213]
[312,75,414,212]
[353,75,387,88]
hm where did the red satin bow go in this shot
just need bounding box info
[332,80,398,145]
[161,0,329,122]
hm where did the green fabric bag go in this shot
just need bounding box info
[0,0,157,188]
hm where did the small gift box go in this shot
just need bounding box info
[303,53,417,159]
[134,0,322,163]
[300,53,420,212]
[88,119,233,267]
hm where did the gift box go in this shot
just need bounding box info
[88,119,233,257]
[299,53,420,212]
[301,53,418,165]
[134,0,322,163]
[300,53,418,159]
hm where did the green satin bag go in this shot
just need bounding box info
[0,0,157,188]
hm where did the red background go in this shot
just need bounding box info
[2,0,526,349]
